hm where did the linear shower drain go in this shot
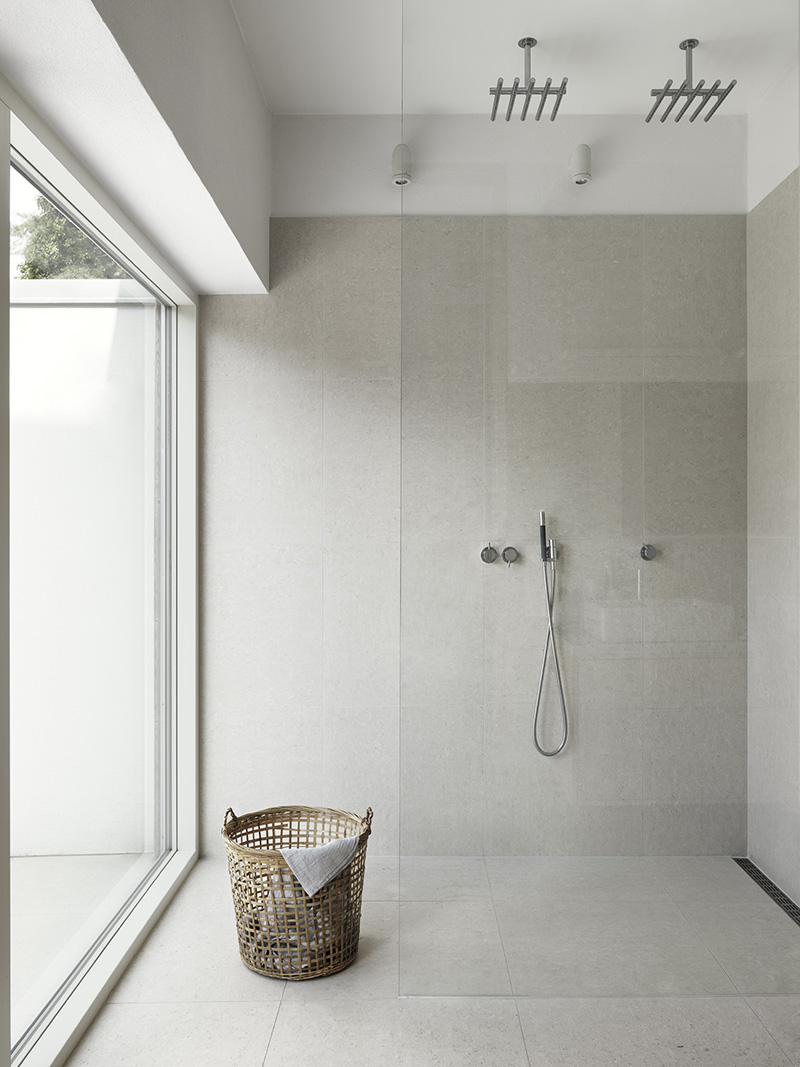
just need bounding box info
[733,857,800,927]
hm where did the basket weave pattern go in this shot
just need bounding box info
[222,805,372,980]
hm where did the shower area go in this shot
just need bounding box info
[200,2,800,1004]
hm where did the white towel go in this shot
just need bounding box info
[280,835,359,897]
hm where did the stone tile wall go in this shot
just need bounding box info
[200,211,749,858]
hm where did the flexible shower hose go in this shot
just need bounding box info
[533,554,569,756]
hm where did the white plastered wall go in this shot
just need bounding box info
[89,0,272,289]
[0,0,271,294]
[273,113,749,216]
[747,60,800,210]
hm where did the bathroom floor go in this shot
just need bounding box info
[64,856,800,1066]
[11,853,146,1047]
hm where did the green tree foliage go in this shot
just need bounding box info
[11,196,128,280]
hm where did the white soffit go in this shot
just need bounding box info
[233,0,796,118]
[0,0,266,294]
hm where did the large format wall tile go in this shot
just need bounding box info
[401,377,484,540]
[323,542,400,707]
[322,705,399,856]
[199,209,754,860]
[483,702,579,855]
[401,217,484,306]
[322,218,401,380]
[643,694,747,855]
[202,542,323,708]
[748,352,799,537]
[202,376,323,547]
[400,704,484,856]
[201,220,325,383]
[201,705,324,856]
[486,379,643,541]
[400,540,483,706]
[747,172,800,352]
[747,183,798,881]
[485,216,644,380]
[401,217,485,380]
[643,384,746,537]
[324,377,400,541]
[642,535,747,644]
[746,171,800,900]
[748,702,800,903]
[643,216,746,352]
[748,537,799,710]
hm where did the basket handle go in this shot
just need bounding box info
[223,807,238,830]
[363,807,373,833]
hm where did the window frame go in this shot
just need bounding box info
[0,81,198,1067]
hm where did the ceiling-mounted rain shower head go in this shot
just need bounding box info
[489,38,567,122]
[646,39,736,123]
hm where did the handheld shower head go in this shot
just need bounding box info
[539,511,548,560]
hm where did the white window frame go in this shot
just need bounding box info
[0,77,199,1067]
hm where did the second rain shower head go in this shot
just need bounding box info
[489,38,568,122]
[646,39,736,123]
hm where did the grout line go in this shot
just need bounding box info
[397,0,405,998]
[320,228,327,809]
[512,995,534,1067]
[260,981,287,1067]
[740,995,799,1067]
[483,856,516,1001]
[481,215,488,858]
[639,220,647,855]
[667,895,747,997]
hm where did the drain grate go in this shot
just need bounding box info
[733,857,800,927]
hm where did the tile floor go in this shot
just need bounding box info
[11,853,146,1046]
[64,856,800,1066]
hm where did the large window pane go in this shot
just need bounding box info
[9,162,170,1053]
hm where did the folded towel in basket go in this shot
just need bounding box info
[279,835,359,897]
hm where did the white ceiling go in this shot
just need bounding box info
[232,0,798,116]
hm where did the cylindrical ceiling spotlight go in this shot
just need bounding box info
[391,143,412,186]
[569,143,591,185]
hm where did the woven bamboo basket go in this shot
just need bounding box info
[222,804,372,980]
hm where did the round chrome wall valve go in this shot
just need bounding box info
[481,544,498,564]
[502,546,519,566]
[640,544,657,561]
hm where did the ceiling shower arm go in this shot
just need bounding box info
[520,37,536,85]
[681,37,698,90]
